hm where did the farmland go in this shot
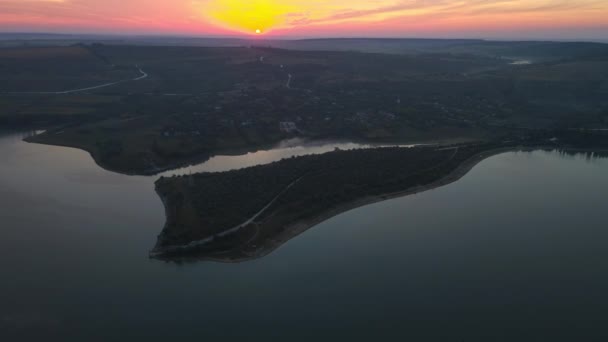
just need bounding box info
[1,41,607,174]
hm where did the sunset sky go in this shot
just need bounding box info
[1,0,607,40]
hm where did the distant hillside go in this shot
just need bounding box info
[272,38,608,61]
[1,34,607,61]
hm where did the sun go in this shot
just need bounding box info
[199,0,295,35]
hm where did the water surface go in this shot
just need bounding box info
[159,138,414,176]
[1,130,608,341]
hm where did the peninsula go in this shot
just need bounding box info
[151,126,608,262]
[151,142,509,261]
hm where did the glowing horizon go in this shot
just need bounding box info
[0,0,607,40]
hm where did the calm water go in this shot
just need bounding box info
[1,130,608,341]
[158,138,416,176]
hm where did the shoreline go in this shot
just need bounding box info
[25,132,473,177]
[152,145,527,262]
[21,128,605,263]
[25,133,216,177]
[224,145,608,263]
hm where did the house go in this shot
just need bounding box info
[279,121,298,133]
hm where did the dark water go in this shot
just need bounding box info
[1,130,608,341]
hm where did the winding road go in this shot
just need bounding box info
[5,65,148,95]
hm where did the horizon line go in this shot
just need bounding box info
[0,31,607,44]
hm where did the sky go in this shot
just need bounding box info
[0,0,607,40]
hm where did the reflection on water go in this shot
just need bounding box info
[510,59,532,65]
[1,129,608,341]
[160,138,416,176]
[552,148,608,162]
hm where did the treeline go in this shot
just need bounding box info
[529,129,608,148]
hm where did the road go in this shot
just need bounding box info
[286,74,292,88]
[5,65,148,95]
[150,176,305,257]
[216,176,303,238]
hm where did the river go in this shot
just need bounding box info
[1,129,608,341]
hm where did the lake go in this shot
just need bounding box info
[1,129,608,341]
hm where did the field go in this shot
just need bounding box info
[0,46,138,92]
[0,40,606,174]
